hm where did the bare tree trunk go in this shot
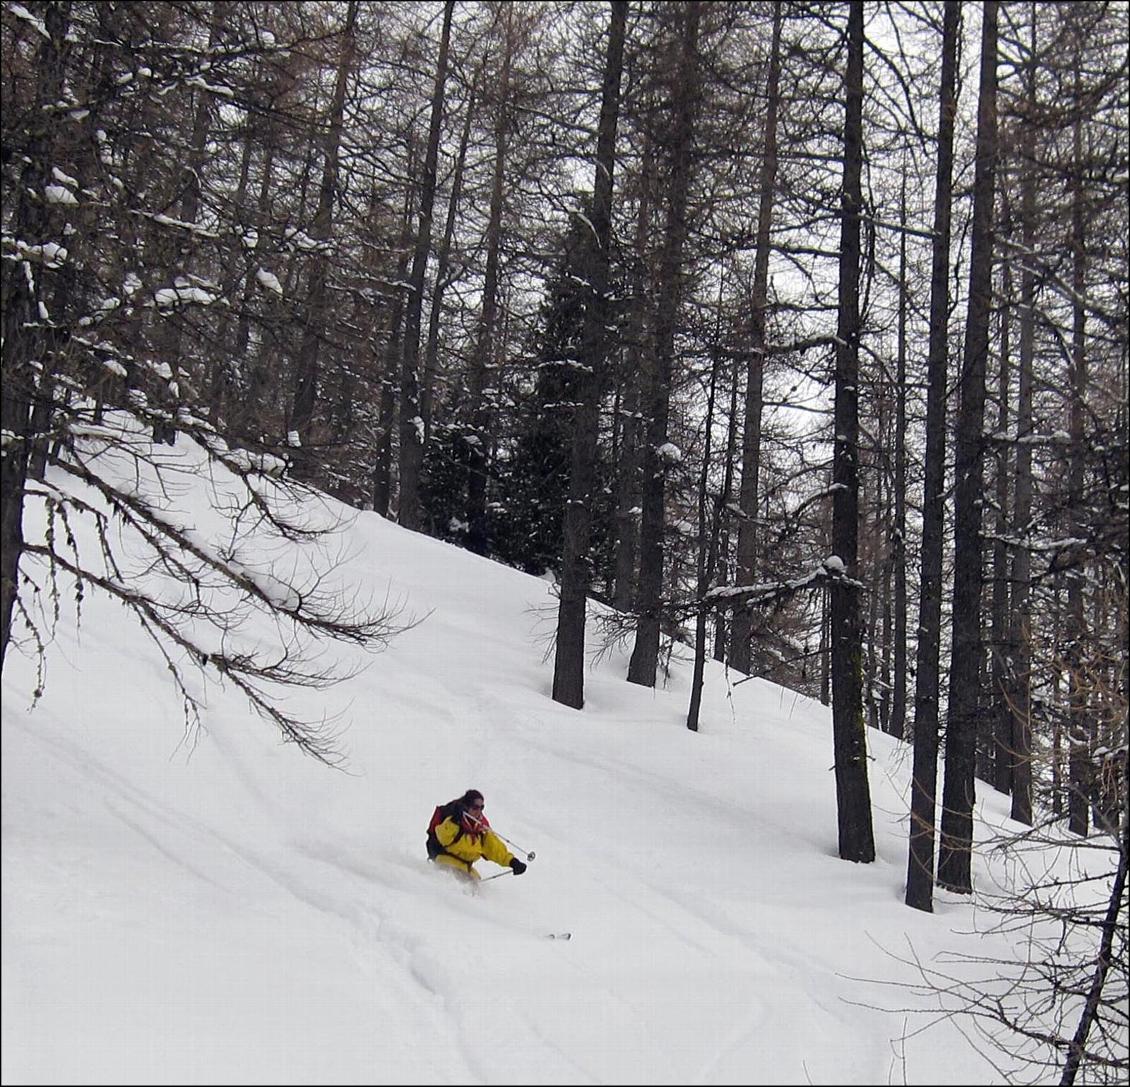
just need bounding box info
[375,184,415,517]
[1066,51,1091,837]
[627,2,702,688]
[686,274,736,730]
[939,0,998,895]
[730,0,782,675]
[465,5,514,556]
[714,354,741,663]
[1059,842,1128,1085]
[611,142,655,614]
[906,0,959,913]
[992,236,1013,795]
[398,0,454,532]
[890,175,909,741]
[611,373,641,611]
[864,437,885,733]
[1,3,71,667]
[290,2,358,471]
[234,132,276,384]
[552,0,627,709]
[145,4,222,450]
[830,1,875,864]
[820,584,830,707]
[1007,23,1038,826]
[422,75,477,448]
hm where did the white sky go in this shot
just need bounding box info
[1,423,1101,1086]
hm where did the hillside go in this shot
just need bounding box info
[2,433,1041,1086]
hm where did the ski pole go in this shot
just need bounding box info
[493,832,535,861]
[479,869,515,882]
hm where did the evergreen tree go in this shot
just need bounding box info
[493,211,616,577]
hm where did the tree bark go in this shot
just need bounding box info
[398,0,454,532]
[552,0,627,710]
[290,2,358,470]
[938,0,998,895]
[890,174,909,742]
[830,1,875,864]
[1,3,71,668]
[375,183,415,517]
[422,74,477,448]
[729,0,782,676]
[1059,841,1128,1085]
[906,0,960,912]
[465,5,514,556]
[1066,46,1091,837]
[611,140,655,614]
[1006,23,1037,827]
[627,2,702,688]
[990,247,1012,794]
[686,322,733,731]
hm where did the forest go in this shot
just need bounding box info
[2,3,1127,1058]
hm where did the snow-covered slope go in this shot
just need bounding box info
[3,433,1033,1085]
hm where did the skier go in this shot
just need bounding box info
[426,789,528,881]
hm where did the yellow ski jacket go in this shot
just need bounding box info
[432,816,513,878]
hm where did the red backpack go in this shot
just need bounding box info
[426,800,463,860]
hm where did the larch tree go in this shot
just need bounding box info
[627,0,702,689]
[397,0,455,533]
[938,0,999,896]
[728,0,782,678]
[289,2,359,470]
[828,0,874,865]
[906,0,960,914]
[552,0,628,710]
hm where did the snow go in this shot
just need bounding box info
[154,284,218,308]
[98,357,128,378]
[226,447,288,479]
[11,239,68,267]
[185,75,235,99]
[282,227,327,252]
[255,268,283,296]
[143,359,174,381]
[8,3,49,40]
[1,431,1100,1086]
[150,214,218,238]
[44,184,78,205]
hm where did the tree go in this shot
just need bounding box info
[728,0,782,678]
[1001,6,1039,828]
[464,2,516,557]
[828,0,875,865]
[398,0,455,533]
[290,2,359,471]
[938,0,999,895]
[1,0,407,762]
[492,215,600,575]
[902,794,1127,1085]
[906,0,960,914]
[552,0,627,710]
[627,0,702,689]
[1,1,69,667]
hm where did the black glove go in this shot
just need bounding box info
[510,858,527,875]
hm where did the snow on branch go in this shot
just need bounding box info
[16,415,419,765]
